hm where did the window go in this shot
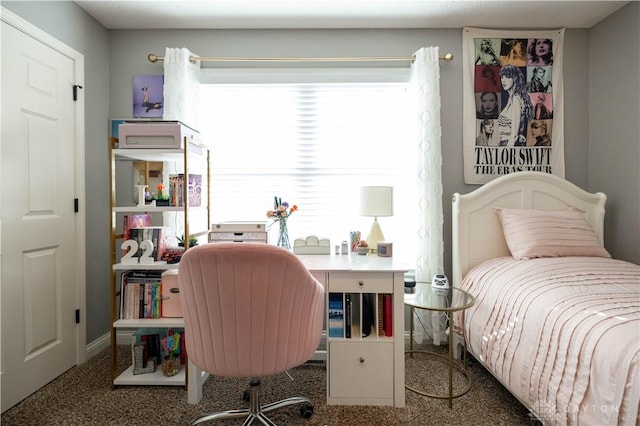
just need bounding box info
[198,80,417,261]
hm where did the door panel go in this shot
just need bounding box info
[1,20,78,413]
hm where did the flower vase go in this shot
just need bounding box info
[162,356,180,377]
[277,220,291,250]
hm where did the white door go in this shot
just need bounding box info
[1,14,84,413]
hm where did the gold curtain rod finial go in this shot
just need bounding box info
[148,53,159,63]
[443,53,454,62]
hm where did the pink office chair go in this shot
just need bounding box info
[178,243,325,425]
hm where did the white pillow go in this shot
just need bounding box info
[495,208,611,260]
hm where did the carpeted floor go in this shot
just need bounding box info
[2,344,540,425]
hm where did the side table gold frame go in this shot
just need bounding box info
[404,285,475,408]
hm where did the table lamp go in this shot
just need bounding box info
[360,186,393,251]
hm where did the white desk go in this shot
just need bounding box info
[187,253,408,407]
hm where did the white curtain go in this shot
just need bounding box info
[162,47,201,239]
[163,47,200,127]
[409,47,446,345]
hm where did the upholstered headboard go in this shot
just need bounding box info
[451,171,606,285]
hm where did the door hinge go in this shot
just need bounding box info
[75,309,80,324]
[74,198,79,213]
[73,84,83,101]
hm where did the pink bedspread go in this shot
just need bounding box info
[460,256,640,425]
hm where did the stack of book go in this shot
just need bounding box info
[328,293,393,339]
[120,270,163,319]
[127,227,170,261]
[169,173,202,207]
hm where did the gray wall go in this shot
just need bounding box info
[106,28,597,265]
[588,1,640,262]
[4,1,639,346]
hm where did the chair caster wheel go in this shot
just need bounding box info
[299,402,314,419]
[243,389,250,402]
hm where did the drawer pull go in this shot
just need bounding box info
[359,357,365,363]
[358,280,364,286]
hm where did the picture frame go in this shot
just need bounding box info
[376,241,392,257]
[132,74,164,118]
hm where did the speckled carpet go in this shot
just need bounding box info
[2,344,540,425]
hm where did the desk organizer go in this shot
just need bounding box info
[293,235,331,255]
[209,222,268,243]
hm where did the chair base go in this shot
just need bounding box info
[193,378,314,425]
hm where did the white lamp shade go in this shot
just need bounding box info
[360,186,393,217]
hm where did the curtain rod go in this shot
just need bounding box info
[147,53,454,64]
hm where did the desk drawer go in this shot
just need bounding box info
[328,341,393,399]
[208,232,268,243]
[328,272,393,293]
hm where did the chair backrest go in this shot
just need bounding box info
[178,243,325,378]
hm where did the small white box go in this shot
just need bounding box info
[119,121,200,149]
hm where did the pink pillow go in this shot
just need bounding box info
[495,208,611,260]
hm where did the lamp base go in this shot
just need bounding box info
[366,219,385,252]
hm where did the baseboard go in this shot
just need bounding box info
[85,333,110,360]
[84,331,136,361]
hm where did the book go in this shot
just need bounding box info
[377,294,384,337]
[142,333,161,365]
[328,293,344,338]
[118,271,128,319]
[362,293,375,337]
[382,294,393,337]
[345,294,352,338]
[134,328,165,365]
[123,281,139,319]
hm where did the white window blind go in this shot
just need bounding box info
[198,82,417,260]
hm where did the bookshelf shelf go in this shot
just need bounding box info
[113,144,205,162]
[114,364,186,386]
[114,318,184,328]
[113,205,209,213]
[113,262,178,271]
[109,123,210,389]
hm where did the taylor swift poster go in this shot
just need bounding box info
[462,28,565,184]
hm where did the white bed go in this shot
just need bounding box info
[451,171,640,426]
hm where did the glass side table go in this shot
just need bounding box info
[404,283,475,408]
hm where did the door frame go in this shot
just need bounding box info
[1,7,86,365]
